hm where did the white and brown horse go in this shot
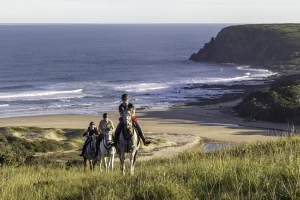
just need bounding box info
[117,109,140,175]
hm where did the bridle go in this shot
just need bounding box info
[101,131,113,150]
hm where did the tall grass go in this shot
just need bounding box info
[1,137,300,199]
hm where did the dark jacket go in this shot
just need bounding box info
[83,127,99,137]
[119,103,134,114]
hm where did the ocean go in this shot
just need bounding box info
[0,24,276,118]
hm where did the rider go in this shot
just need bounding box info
[79,121,99,156]
[95,113,115,156]
[114,94,151,146]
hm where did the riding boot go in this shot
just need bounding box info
[134,121,151,146]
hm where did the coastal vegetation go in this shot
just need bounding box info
[190,24,300,70]
[0,127,83,166]
[1,127,300,199]
[234,74,300,124]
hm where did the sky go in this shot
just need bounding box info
[1,0,299,24]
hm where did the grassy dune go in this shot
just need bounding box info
[0,127,85,166]
[1,137,300,199]
[0,127,84,153]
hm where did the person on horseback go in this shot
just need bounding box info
[114,94,151,146]
[95,113,115,156]
[79,121,99,156]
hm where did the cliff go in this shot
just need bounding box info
[189,24,300,66]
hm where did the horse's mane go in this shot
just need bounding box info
[121,109,134,136]
[122,108,132,117]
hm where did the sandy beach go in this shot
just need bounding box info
[0,101,293,142]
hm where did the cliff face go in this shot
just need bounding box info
[190,24,300,66]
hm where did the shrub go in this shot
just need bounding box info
[0,133,73,166]
[235,75,300,123]
[0,142,33,166]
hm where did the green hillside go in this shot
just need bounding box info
[190,24,300,67]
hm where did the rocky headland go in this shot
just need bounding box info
[190,24,300,74]
[189,24,300,124]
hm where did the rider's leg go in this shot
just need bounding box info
[133,120,151,146]
[114,121,122,146]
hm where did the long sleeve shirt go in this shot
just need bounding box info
[98,119,114,134]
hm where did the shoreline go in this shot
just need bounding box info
[1,67,293,160]
[0,71,291,144]
[0,71,278,120]
[182,77,274,107]
[1,95,296,161]
[0,100,293,143]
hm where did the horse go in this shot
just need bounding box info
[83,136,98,171]
[99,129,115,172]
[117,109,140,175]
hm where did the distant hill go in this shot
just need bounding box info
[190,24,300,68]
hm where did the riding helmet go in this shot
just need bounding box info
[121,94,129,99]
[103,113,108,118]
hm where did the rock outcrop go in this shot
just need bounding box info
[189,24,300,66]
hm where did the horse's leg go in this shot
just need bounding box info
[84,158,87,172]
[103,156,108,173]
[133,150,138,174]
[107,148,113,172]
[110,152,114,172]
[133,149,138,164]
[93,159,97,171]
[89,160,93,170]
[119,151,125,175]
[106,157,109,173]
[99,155,103,172]
[129,150,136,175]
[107,154,111,172]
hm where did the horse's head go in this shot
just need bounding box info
[122,109,134,135]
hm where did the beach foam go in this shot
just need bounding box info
[114,83,170,92]
[0,89,83,100]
